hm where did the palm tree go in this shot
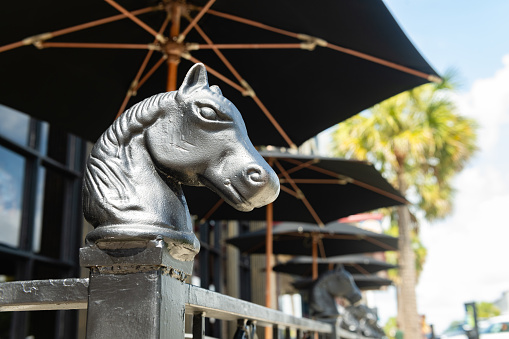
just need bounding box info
[331,71,478,339]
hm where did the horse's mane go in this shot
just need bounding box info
[83,91,177,227]
[95,91,175,156]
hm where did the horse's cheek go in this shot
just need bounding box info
[145,125,173,163]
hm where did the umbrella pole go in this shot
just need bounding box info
[265,202,274,339]
[312,236,318,280]
[167,3,181,91]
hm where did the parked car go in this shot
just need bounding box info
[480,316,509,338]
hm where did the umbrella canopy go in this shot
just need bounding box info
[292,273,393,292]
[185,151,406,224]
[272,255,397,277]
[350,274,393,291]
[225,221,398,256]
[0,0,439,147]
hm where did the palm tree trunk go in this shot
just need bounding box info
[396,171,421,339]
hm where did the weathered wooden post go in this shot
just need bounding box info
[79,63,279,338]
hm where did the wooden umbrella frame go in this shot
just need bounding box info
[0,0,440,150]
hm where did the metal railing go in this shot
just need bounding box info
[0,240,379,339]
[0,277,378,339]
[0,278,333,337]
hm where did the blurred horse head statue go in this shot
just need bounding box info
[309,265,362,319]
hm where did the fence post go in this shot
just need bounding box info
[80,239,194,338]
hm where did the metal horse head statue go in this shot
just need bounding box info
[82,63,280,260]
[308,265,362,319]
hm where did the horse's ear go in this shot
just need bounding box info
[178,63,209,97]
[335,264,345,271]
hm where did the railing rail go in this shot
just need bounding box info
[0,278,88,312]
[0,278,332,335]
[0,278,378,339]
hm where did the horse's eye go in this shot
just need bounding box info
[200,106,219,121]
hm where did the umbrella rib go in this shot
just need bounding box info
[116,16,172,119]
[279,179,349,185]
[104,0,166,43]
[279,185,300,198]
[284,157,352,179]
[282,157,407,203]
[350,263,371,276]
[199,9,441,83]
[204,9,301,40]
[325,42,441,83]
[196,43,304,50]
[39,42,155,50]
[50,6,160,37]
[136,56,167,90]
[192,23,244,84]
[186,56,246,93]
[199,198,225,223]
[280,159,320,176]
[363,236,397,251]
[317,237,326,258]
[179,0,216,42]
[0,6,159,54]
[274,159,323,225]
[350,179,408,204]
[250,96,296,148]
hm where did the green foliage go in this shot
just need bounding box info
[384,317,398,339]
[332,70,478,222]
[477,301,501,319]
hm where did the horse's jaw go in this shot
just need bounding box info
[199,169,280,212]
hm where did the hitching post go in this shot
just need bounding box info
[80,239,193,338]
[79,64,279,338]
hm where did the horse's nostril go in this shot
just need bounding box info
[245,165,265,183]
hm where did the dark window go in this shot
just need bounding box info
[0,104,86,339]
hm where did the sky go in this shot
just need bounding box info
[320,0,509,334]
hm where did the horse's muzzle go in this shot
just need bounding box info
[232,163,280,211]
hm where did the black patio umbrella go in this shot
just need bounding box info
[226,221,398,257]
[350,274,393,291]
[185,150,406,224]
[226,220,398,281]
[272,255,397,277]
[0,0,439,148]
[293,273,393,292]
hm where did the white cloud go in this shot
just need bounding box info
[453,54,509,152]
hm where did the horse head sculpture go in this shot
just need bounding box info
[309,265,362,318]
[83,63,280,260]
[293,265,362,319]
